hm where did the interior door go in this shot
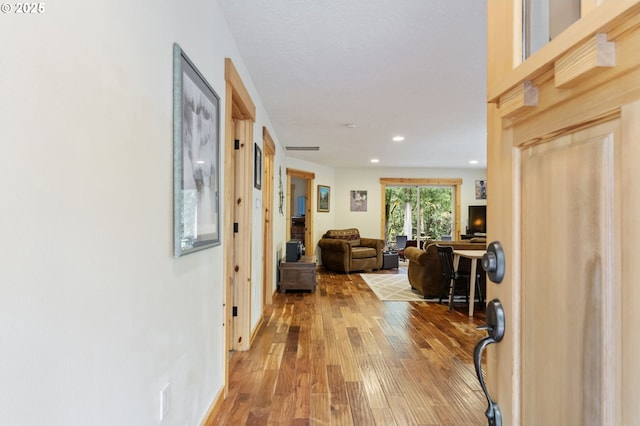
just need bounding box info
[262,128,275,306]
[485,1,640,424]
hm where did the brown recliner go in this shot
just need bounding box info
[317,228,383,273]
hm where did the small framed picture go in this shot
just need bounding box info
[350,190,367,212]
[317,185,330,212]
[254,143,262,190]
[475,180,487,199]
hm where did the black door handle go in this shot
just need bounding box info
[474,299,505,426]
[482,241,505,283]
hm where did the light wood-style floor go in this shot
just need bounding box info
[212,266,488,425]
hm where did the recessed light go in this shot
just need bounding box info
[392,136,405,142]
[345,123,357,129]
[469,160,479,164]
[371,158,379,163]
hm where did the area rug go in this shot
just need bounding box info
[359,273,429,301]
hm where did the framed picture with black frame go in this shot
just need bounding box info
[172,43,221,256]
[254,143,262,190]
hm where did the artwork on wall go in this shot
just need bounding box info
[254,143,262,190]
[475,180,487,200]
[172,43,221,256]
[350,190,367,212]
[317,185,330,212]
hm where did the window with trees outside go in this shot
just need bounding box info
[380,178,462,250]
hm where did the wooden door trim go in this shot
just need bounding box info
[286,168,315,180]
[488,1,640,102]
[224,59,256,120]
[223,58,255,399]
[262,128,276,306]
[286,168,315,256]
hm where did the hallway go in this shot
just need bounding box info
[212,269,487,425]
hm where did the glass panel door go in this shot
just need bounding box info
[419,187,453,240]
[384,185,454,249]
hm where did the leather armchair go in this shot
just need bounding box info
[318,228,383,273]
[405,240,486,298]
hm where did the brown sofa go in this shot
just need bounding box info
[318,228,384,273]
[404,239,487,298]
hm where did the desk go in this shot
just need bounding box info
[452,249,486,316]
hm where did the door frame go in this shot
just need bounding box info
[286,168,315,256]
[223,58,255,395]
[262,128,276,306]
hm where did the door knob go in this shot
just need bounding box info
[474,299,505,426]
[482,241,505,283]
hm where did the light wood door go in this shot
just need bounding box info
[486,1,640,424]
[262,128,275,306]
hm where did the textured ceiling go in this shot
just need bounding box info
[218,0,487,168]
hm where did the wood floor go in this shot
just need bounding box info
[211,267,488,425]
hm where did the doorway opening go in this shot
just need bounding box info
[286,168,315,256]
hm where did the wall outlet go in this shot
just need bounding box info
[160,383,170,421]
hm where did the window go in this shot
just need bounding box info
[380,178,462,247]
[523,0,581,59]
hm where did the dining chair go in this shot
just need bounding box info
[395,235,408,261]
[436,245,484,311]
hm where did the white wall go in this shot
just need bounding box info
[0,1,286,424]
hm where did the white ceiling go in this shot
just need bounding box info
[218,0,487,169]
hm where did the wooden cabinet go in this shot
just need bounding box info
[290,217,305,241]
[279,256,316,293]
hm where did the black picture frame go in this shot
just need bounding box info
[173,43,221,256]
[254,143,262,190]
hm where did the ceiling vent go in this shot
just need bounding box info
[285,146,320,151]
